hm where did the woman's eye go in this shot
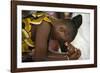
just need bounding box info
[59,27,65,32]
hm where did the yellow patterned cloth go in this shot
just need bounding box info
[22,12,51,53]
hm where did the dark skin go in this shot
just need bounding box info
[33,21,51,60]
[32,15,82,61]
[22,11,82,61]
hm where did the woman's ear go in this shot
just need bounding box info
[72,15,82,29]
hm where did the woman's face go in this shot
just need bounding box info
[53,20,77,43]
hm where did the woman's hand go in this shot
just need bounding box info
[66,44,81,60]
